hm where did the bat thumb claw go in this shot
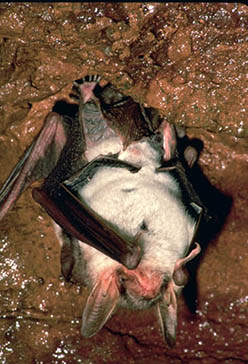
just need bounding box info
[122,245,142,270]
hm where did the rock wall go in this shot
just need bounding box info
[0,3,247,363]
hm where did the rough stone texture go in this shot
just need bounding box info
[0,2,247,363]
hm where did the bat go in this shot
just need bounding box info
[0,75,209,346]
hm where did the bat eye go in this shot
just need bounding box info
[116,270,128,283]
[119,276,127,284]
[116,270,129,294]
[116,269,134,287]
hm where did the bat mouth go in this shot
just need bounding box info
[122,290,163,310]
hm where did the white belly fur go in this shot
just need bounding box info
[78,139,196,280]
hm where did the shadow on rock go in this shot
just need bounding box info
[182,136,232,313]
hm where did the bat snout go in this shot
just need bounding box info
[116,267,163,300]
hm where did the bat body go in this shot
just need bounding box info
[0,75,205,345]
[59,138,198,343]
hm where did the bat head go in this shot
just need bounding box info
[81,243,201,346]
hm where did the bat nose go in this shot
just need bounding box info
[116,267,163,299]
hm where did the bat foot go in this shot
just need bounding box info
[74,75,101,85]
[71,75,101,104]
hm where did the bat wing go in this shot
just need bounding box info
[0,79,142,269]
[0,112,70,221]
[157,121,212,248]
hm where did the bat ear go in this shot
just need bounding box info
[183,145,198,168]
[160,121,198,168]
[157,281,178,347]
[160,120,177,162]
[82,272,119,338]
[172,243,201,286]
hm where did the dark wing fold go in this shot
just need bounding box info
[32,183,142,270]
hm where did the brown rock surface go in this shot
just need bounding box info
[0,3,247,363]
